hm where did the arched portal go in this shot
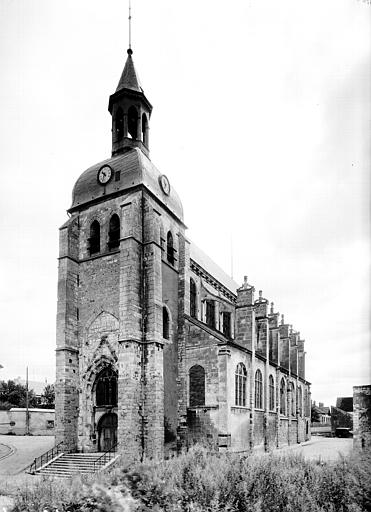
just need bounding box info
[97,412,117,452]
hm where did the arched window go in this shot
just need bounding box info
[108,214,120,250]
[290,382,296,416]
[205,300,215,328]
[167,231,174,265]
[95,367,118,407]
[298,386,303,416]
[189,365,205,407]
[115,107,124,140]
[255,369,263,409]
[235,363,247,406]
[190,278,197,318]
[89,220,100,255]
[269,375,275,411]
[163,306,169,339]
[142,113,148,146]
[304,388,310,416]
[128,105,138,139]
[280,378,286,415]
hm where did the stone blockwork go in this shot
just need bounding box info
[55,49,311,459]
[353,385,371,450]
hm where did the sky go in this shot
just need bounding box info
[0,0,370,406]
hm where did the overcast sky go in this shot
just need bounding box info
[0,0,369,406]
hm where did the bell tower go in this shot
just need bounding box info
[108,48,152,157]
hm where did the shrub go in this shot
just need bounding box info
[10,446,371,512]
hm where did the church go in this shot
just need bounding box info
[55,44,311,460]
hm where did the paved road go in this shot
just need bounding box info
[0,435,54,475]
[278,435,353,461]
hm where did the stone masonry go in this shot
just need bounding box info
[55,47,311,460]
[353,385,371,450]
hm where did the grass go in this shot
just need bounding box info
[7,446,371,512]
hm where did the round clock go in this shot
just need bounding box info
[159,175,170,195]
[97,165,113,185]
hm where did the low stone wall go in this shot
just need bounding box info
[0,408,55,436]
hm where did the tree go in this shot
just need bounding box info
[41,384,55,408]
[0,380,37,410]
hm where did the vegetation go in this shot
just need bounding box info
[41,384,55,409]
[0,380,54,410]
[9,446,371,512]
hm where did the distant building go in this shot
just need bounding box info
[312,401,331,424]
[331,396,353,433]
[336,397,353,413]
[0,408,55,436]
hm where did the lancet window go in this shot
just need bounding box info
[235,363,247,406]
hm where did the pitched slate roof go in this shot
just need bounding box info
[336,397,353,412]
[116,49,142,93]
[190,242,239,295]
[316,405,330,415]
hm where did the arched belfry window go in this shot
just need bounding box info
[108,214,120,250]
[142,113,148,146]
[280,378,286,415]
[255,369,263,409]
[89,220,100,255]
[95,367,118,407]
[127,105,138,139]
[115,107,124,140]
[190,278,197,318]
[189,365,205,407]
[167,231,174,265]
[163,306,169,340]
[235,363,247,406]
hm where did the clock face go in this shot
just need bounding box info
[159,175,170,195]
[98,165,112,185]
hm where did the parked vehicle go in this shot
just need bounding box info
[334,427,353,438]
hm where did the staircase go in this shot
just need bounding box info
[31,451,120,478]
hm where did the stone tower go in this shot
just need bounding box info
[55,48,185,460]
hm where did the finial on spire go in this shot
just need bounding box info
[128,0,132,52]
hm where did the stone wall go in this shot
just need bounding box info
[0,409,55,436]
[353,385,371,450]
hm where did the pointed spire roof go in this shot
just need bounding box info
[116,49,142,93]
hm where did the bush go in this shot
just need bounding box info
[10,446,371,512]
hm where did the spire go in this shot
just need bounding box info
[108,1,152,157]
[116,49,143,93]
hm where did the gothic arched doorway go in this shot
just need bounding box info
[97,413,117,452]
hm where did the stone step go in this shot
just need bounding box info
[35,452,119,478]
